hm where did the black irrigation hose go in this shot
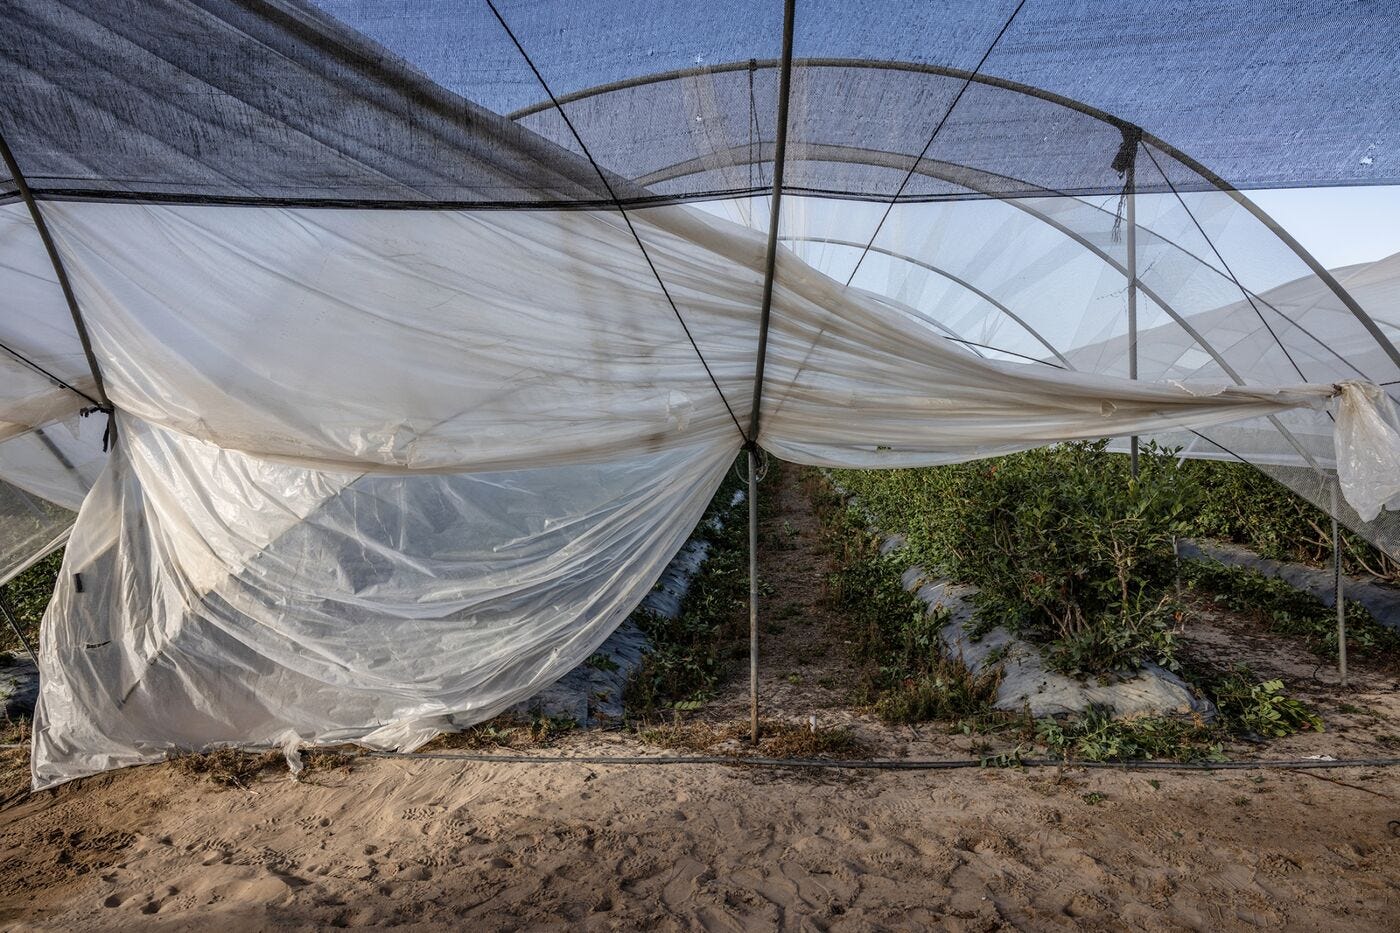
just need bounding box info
[369,750,1400,772]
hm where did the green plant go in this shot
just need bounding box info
[1035,707,1224,763]
[1182,459,1396,582]
[0,549,63,654]
[1209,666,1324,737]
[833,441,1195,676]
[585,652,620,673]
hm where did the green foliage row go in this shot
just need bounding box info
[814,496,1005,725]
[833,440,1192,677]
[815,461,1327,763]
[1183,561,1400,661]
[1035,708,1224,763]
[1180,458,1396,581]
[817,492,1324,761]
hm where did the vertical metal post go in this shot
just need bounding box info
[0,588,37,661]
[1126,157,1139,478]
[744,0,797,746]
[1331,483,1348,687]
[748,449,760,743]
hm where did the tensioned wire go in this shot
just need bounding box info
[483,0,750,446]
[366,748,1400,775]
[0,338,101,410]
[844,0,1030,287]
[1140,144,1316,391]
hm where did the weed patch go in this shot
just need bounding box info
[873,658,1003,724]
[0,717,30,746]
[172,748,284,788]
[419,713,578,752]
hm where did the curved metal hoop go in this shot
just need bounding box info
[511,57,1400,372]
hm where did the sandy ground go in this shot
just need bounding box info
[1,743,1398,930]
[1,464,1398,930]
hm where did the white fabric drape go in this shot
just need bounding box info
[22,199,1400,788]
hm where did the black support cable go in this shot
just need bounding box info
[482,0,748,445]
[844,0,1029,286]
[367,749,1400,774]
[948,339,1062,367]
[745,0,798,444]
[0,127,112,414]
[1141,145,1314,390]
[0,338,102,410]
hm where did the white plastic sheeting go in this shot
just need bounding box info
[36,201,1368,472]
[23,198,1400,788]
[34,415,732,787]
[1335,383,1400,522]
[0,203,94,442]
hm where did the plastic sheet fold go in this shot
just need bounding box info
[25,197,1400,788]
[33,416,734,788]
[1335,382,1400,522]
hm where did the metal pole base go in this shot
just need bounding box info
[1332,484,1348,688]
[748,448,760,744]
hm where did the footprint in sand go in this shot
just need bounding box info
[399,806,444,821]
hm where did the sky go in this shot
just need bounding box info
[1246,185,1400,270]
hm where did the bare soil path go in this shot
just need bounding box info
[702,461,866,728]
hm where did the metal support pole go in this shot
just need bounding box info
[1331,483,1348,687]
[744,0,797,746]
[748,449,760,743]
[1125,156,1139,478]
[0,127,112,415]
[0,588,37,662]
